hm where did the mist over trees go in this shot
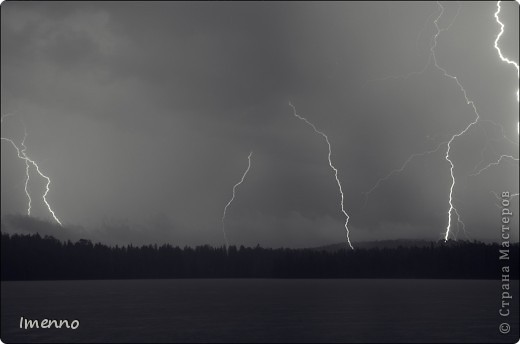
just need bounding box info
[0,214,181,247]
[2,232,517,280]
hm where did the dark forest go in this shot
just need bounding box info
[1,232,517,280]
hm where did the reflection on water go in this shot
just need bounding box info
[1,279,518,343]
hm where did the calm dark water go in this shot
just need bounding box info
[1,279,518,343]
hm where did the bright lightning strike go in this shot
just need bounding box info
[363,2,518,241]
[288,101,354,250]
[221,151,253,248]
[1,115,63,226]
[428,2,482,241]
[1,117,33,215]
[20,128,32,215]
[494,0,520,134]
[1,115,31,212]
[469,2,520,207]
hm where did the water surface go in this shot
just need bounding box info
[1,279,518,343]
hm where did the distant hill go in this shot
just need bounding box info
[310,239,477,252]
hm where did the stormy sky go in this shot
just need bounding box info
[1,1,518,247]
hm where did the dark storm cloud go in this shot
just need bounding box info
[1,2,518,247]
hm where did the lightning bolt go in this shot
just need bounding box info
[2,115,32,215]
[491,191,519,211]
[1,115,63,225]
[363,140,448,207]
[288,101,354,250]
[363,3,460,88]
[221,151,252,248]
[495,0,520,129]
[478,119,518,148]
[425,2,484,241]
[20,128,32,215]
[363,2,518,241]
[452,207,470,241]
[470,154,519,177]
[361,3,463,212]
[469,2,520,198]
[1,114,31,213]
[364,3,517,197]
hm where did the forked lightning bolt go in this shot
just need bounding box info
[2,115,32,214]
[470,2,519,199]
[365,2,517,197]
[368,1,493,240]
[221,152,252,248]
[363,4,460,88]
[495,1,520,123]
[1,115,63,225]
[470,155,519,177]
[363,140,448,207]
[429,2,480,241]
[362,3,462,208]
[288,101,354,250]
[472,2,520,172]
[365,2,516,241]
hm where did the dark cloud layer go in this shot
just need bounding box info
[1,1,518,247]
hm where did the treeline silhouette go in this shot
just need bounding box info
[1,232,518,280]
